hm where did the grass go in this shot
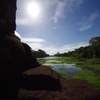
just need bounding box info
[75,64,100,73]
[37,56,100,88]
[56,71,70,78]
[48,66,54,68]
[72,71,100,88]
[53,57,100,88]
[90,64,100,71]
[56,71,100,88]
[37,58,46,64]
[50,57,100,71]
[58,67,66,70]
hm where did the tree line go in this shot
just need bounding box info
[31,36,100,59]
[32,49,49,58]
[54,36,100,59]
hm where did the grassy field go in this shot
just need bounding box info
[50,57,100,71]
[37,57,100,88]
[56,71,100,88]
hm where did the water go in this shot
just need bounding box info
[44,64,91,76]
[38,57,92,76]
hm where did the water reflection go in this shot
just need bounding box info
[44,64,91,76]
[38,57,92,76]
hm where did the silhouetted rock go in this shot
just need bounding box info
[0,1,40,99]
[18,66,100,100]
[22,43,40,71]
[0,34,40,100]
[0,34,25,99]
[20,66,61,91]
[0,0,100,100]
[0,0,16,34]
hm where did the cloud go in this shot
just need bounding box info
[15,31,21,38]
[16,0,84,25]
[16,31,88,55]
[59,42,89,53]
[44,42,88,55]
[27,41,89,55]
[52,1,66,23]
[28,43,44,51]
[78,12,99,31]
[16,18,31,25]
[69,0,84,8]
[52,0,84,23]
[15,31,45,43]
[21,38,45,43]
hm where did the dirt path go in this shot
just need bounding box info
[18,66,100,100]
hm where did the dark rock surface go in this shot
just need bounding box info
[18,66,100,100]
[0,0,17,34]
[0,0,100,100]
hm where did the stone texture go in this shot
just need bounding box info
[0,0,17,34]
[18,66,100,100]
[0,0,100,100]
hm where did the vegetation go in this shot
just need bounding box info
[56,71,70,78]
[58,67,66,70]
[37,58,46,64]
[32,49,49,58]
[54,36,100,59]
[37,56,100,88]
[56,71,100,88]
[32,36,100,60]
[43,57,100,71]
[72,71,100,88]
[36,36,100,88]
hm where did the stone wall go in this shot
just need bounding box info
[0,0,17,34]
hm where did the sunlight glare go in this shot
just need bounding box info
[27,2,40,18]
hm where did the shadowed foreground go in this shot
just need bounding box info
[0,0,100,99]
[17,66,100,100]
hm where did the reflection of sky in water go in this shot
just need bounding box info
[44,64,91,76]
[45,60,61,63]
[52,64,82,76]
[40,57,93,76]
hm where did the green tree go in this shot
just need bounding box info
[89,36,100,58]
[32,49,49,58]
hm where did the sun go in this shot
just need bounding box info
[27,2,40,18]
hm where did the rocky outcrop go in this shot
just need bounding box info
[0,34,41,99]
[0,0,17,34]
[0,1,40,99]
[18,66,100,100]
[0,0,100,100]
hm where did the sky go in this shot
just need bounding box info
[16,0,100,55]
